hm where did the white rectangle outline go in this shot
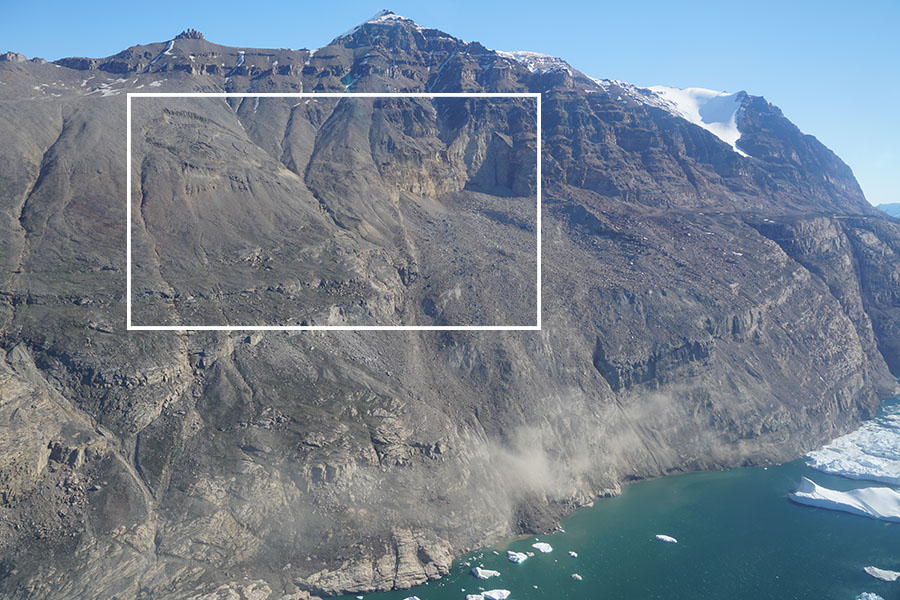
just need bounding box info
[127,92,541,331]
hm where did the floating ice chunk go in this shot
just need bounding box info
[789,477,900,522]
[864,566,900,581]
[571,573,583,580]
[568,551,578,557]
[808,402,900,486]
[507,551,527,563]
[655,534,678,543]
[402,597,421,600]
[482,590,511,600]
[856,594,885,600]
[471,567,501,579]
[526,552,534,557]
[532,542,553,553]
[466,595,483,600]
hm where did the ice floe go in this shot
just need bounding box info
[856,594,884,600]
[789,477,900,522]
[864,566,900,581]
[470,567,500,579]
[655,534,678,543]
[808,402,900,486]
[482,591,511,600]
[571,573,583,580]
[531,542,552,553]
[402,597,420,600]
[507,550,527,563]
[568,551,578,557]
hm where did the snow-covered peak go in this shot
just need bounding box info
[647,86,748,156]
[335,10,423,41]
[495,51,571,73]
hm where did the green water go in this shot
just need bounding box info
[345,462,898,600]
[338,397,900,600]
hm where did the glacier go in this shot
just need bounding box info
[648,86,748,157]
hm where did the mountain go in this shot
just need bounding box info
[878,203,900,217]
[1,11,899,600]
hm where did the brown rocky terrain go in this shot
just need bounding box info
[0,13,898,600]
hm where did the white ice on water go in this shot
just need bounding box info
[856,594,885,600]
[507,550,527,563]
[470,567,500,579]
[808,402,900,486]
[655,534,678,543]
[531,542,553,553]
[481,590,511,600]
[864,566,900,582]
[789,477,900,522]
[568,551,578,557]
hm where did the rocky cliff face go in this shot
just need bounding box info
[1,11,899,600]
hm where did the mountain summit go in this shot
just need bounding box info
[0,10,898,600]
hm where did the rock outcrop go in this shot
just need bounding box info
[0,11,898,600]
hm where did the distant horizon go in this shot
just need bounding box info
[2,1,897,206]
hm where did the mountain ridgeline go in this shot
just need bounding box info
[1,11,899,600]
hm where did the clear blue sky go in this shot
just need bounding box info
[3,0,897,206]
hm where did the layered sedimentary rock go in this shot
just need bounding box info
[1,11,899,600]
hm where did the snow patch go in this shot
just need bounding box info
[145,40,174,71]
[495,50,570,74]
[648,86,748,156]
[789,477,900,522]
[864,566,900,582]
[334,10,425,41]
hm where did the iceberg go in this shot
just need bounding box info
[531,542,553,553]
[568,551,578,557]
[856,594,885,600]
[808,402,900,486]
[864,566,900,581]
[507,550,527,563]
[402,597,421,600]
[571,573,583,581]
[789,477,900,522]
[471,567,501,579]
[655,534,678,543]
[466,595,483,600]
[482,590,511,600]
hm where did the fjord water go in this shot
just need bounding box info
[345,393,900,600]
